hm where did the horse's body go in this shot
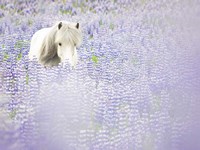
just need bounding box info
[29,21,82,67]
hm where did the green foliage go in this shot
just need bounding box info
[15,41,23,49]
[92,55,98,64]
[132,57,138,65]
[99,19,103,26]
[109,23,114,30]
[89,34,93,39]
[72,0,78,8]
[0,5,5,10]
[14,40,29,49]
[26,74,29,84]
[16,53,22,61]
[62,0,66,3]
[60,9,72,15]
[28,19,33,26]
[3,53,9,61]
[9,109,17,119]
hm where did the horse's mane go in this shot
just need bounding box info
[38,22,82,67]
[39,25,59,67]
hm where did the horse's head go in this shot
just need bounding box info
[55,21,82,62]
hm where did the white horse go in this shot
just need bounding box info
[29,21,82,67]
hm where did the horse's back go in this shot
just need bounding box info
[29,28,51,60]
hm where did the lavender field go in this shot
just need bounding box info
[0,0,200,150]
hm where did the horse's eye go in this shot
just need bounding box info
[59,43,62,46]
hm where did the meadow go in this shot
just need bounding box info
[0,0,200,150]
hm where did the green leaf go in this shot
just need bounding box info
[9,109,17,119]
[14,41,23,49]
[0,5,5,10]
[109,23,114,30]
[99,19,103,26]
[72,1,78,8]
[17,53,22,61]
[62,0,66,3]
[92,55,98,64]
[141,0,147,5]
[28,19,33,26]
[90,47,94,51]
[14,40,29,49]
[89,34,93,39]
[3,53,9,61]
[60,9,72,15]
[26,74,29,84]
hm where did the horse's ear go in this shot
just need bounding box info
[76,23,79,29]
[58,22,62,30]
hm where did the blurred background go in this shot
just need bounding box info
[0,0,200,150]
